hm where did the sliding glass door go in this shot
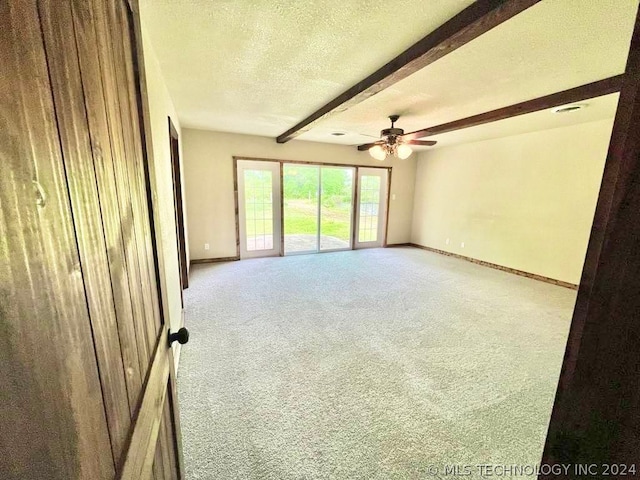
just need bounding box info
[283,164,355,255]
[236,159,387,258]
[320,167,354,251]
[283,164,319,254]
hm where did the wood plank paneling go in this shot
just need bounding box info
[153,438,166,480]
[121,2,184,477]
[92,0,152,374]
[167,338,186,479]
[126,0,178,379]
[161,396,179,479]
[151,393,179,480]
[71,0,144,418]
[158,411,173,480]
[2,1,182,478]
[38,0,133,461]
[0,1,113,478]
[117,1,184,477]
[120,329,171,480]
[107,0,162,355]
[119,0,164,331]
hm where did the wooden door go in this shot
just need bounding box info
[1,1,185,479]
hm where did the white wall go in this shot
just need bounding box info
[411,119,614,284]
[141,25,186,365]
[182,118,612,284]
[182,129,417,260]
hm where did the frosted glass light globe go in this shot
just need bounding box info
[397,144,413,159]
[369,145,387,161]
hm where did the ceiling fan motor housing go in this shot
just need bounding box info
[381,127,405,142]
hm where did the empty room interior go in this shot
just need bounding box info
[3,0,640,479]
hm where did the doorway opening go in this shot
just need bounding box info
[169,118,188,298]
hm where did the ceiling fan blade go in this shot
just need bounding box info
[406,140,437,146]
[357,141,382,151]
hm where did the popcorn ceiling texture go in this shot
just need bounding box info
[299,0,636,146]
[139,0,475,136]
[178,247,574,479]
[139,0,636,147]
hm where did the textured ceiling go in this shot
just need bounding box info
[140,0,475,134]
[141,0,638,147]
[427,93,619,149]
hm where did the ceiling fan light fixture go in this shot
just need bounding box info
[359,115,435,157]
[369,144,387,161]
[397,143,413,159]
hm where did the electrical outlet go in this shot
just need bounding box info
[204,243,210,251]
[392,194,396,200]
[446,238,450,245]
[461,242,465,248]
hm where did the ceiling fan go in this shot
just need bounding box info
[357,115,436,160]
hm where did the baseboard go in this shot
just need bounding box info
[408,243,578,290]
[188,246,577,289]
[190,256,240,266]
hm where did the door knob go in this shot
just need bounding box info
[169,327,189,346]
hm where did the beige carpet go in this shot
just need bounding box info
[178,247,574,479]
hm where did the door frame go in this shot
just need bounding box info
[236,159,282,259]
[233,156,391,257]
[168,117,188,292]
[354,167,389,249]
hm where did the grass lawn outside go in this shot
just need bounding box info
[244,164,380,245]
[246,199,379,245]
[284,199,352,242]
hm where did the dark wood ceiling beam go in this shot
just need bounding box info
[402,75,624,141]
[276,0,542,143]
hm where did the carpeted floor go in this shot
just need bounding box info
[178,247,575,479]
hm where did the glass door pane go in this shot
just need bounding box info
[283,164,319,254]
[244,169,273,251]
[320,167,354,251]
[358,175,380,243]
[355,168,388,248]
[237,160,281,259]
